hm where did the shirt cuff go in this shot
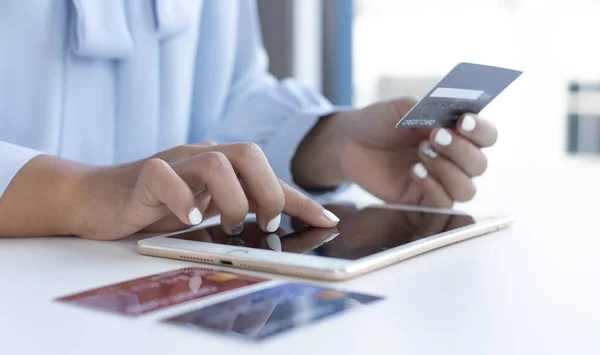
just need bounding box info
[261,107,352,202]
[0,142,43,199]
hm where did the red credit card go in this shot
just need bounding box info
[56,268,267,316]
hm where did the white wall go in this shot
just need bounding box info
[353,1,600,164]
[351,0,600,213]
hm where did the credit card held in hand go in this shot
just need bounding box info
[396,62,522,129]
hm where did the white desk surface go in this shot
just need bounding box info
[1,158,599,355]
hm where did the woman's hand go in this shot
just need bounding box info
[72,142,339,240]
[293,98,498,208]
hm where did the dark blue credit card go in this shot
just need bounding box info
[396,62,522,129]
[163,283,383,341]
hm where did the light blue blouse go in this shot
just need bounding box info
[0,0,336,198]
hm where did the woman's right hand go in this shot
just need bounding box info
[74,142,339,241]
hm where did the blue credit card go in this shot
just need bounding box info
[396,62,522,129]
[162,283,383,341]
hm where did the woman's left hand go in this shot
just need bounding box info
[293,98,498,208]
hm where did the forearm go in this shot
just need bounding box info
[0,155,91,237]
[291,113,350,189]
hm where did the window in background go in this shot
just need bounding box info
[352,0,600,163]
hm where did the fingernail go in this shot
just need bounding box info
[266,214,281,233]
[421,143,438,159]
[266,233,282,252]
[461,114,477,132]
[231,223,244,235]
[434,128,453,146]
[188,208,203,225]
[323,209,340,223]
[413,163,428,179]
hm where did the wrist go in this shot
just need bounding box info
[61,163,100,237]
[69,164,132,238]
[292,111,352,188]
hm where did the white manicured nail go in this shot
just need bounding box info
[422,143,438,159]
[461,114,477,132]
[434,128,453,146]
[266,214,281,232]
[323,209,340,223]
[188,208,203,225]
[266,233,282,252]
[413,163,428,179]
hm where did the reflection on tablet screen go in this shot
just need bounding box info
[168,205,478,260]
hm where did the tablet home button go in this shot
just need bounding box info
[227,249,248,256]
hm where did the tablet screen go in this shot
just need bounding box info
[168,204,480,260]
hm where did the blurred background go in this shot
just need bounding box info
[257,0,600,219]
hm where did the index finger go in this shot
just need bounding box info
[457,113,498,148]
[275,181,340,228]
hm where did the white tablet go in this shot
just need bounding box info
[136,203,513,281]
